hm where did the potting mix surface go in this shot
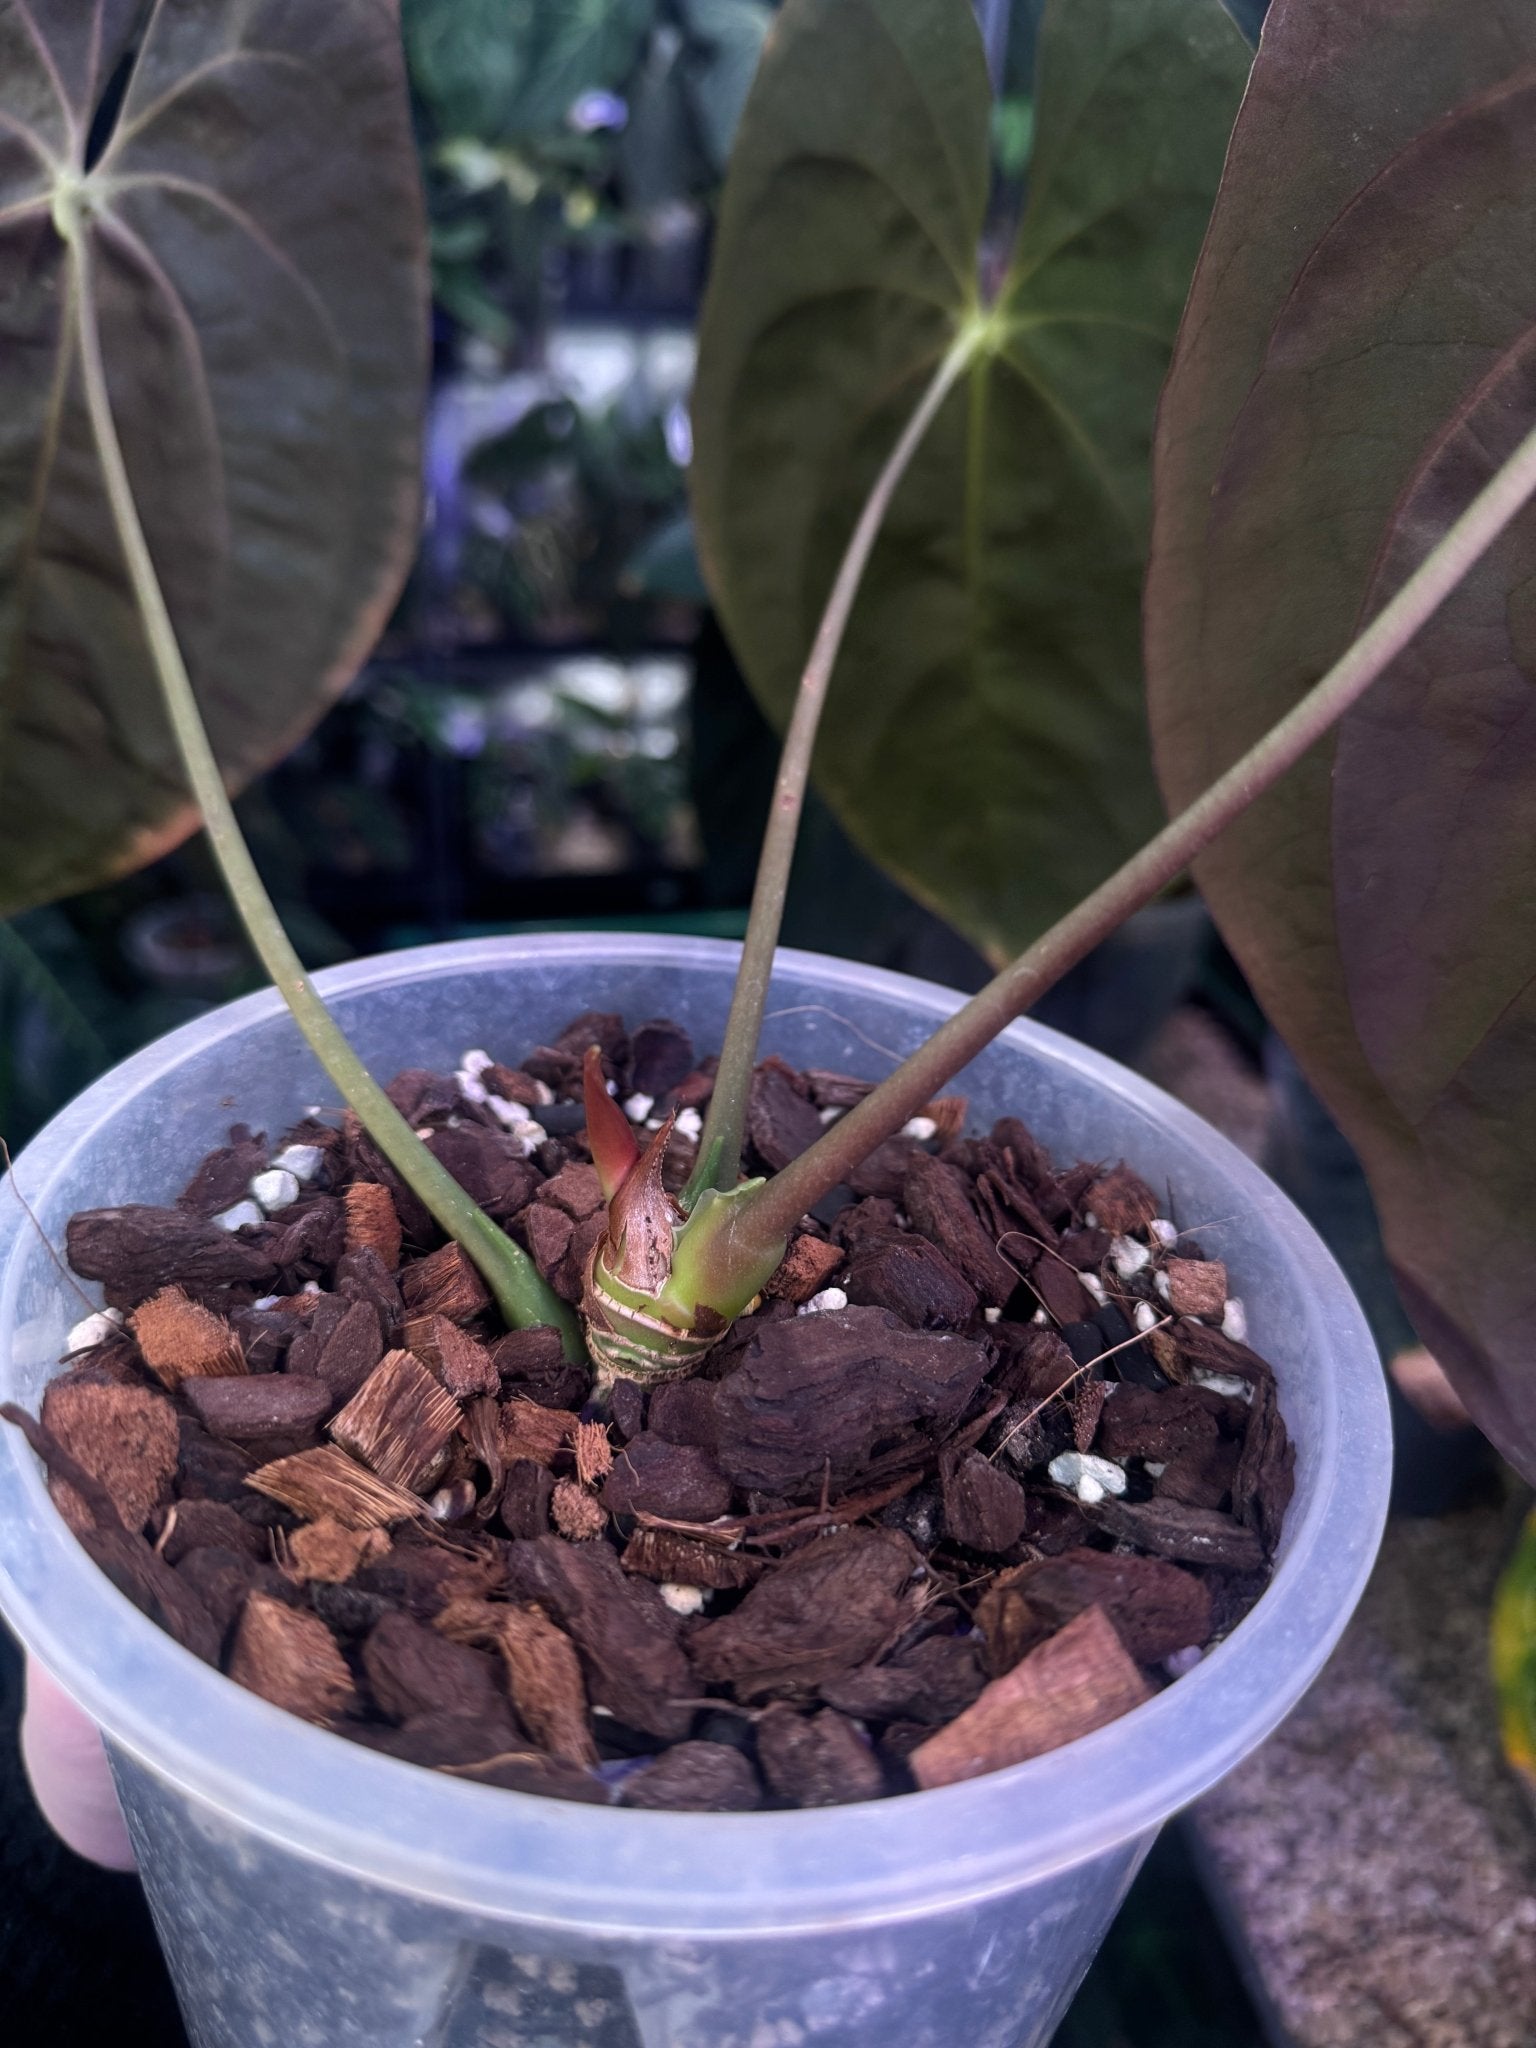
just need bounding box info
[7,1010,1294,1812]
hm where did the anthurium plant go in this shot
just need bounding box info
[4,0,1536,1472]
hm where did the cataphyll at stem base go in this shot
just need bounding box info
[0,937,1390,2048]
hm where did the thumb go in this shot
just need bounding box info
[21,1659,137,1871]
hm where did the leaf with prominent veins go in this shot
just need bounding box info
[0,0,427,916]
[691,0,1250,964]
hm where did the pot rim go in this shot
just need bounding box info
[0,934,1390,1935]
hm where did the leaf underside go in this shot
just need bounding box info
[1145,0,1536,1475]
[0,0,428,917]
[690,0,1250,965]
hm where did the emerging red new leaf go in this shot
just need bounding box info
[582,1044,685,1295]
[582,1047,641,1203]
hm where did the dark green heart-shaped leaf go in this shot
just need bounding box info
[690,0,1248,963]
[1145,0,1536,1473]
[0,0,428,917]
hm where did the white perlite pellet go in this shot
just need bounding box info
[659,1583,707,1616]
[675,1107,703,1141]
[984,1305,1002,1324]
[1133,1300,1159,1334]
[461,1048,494,1077]
[1221,1296,1248,1344]
[1047,1451,1127,1503]
[1164,1645,1204,1679]
[65,1309,124,1354]
[213,1199,263,1233]
[510,1120,548,1157]
[1081,1271,1107,1306]
[623,1092,654,1122]
[798,1286,848,1316]
[272,1143,324,1183]
[249,1168,300,1214]
[253,1295,282,1312]
[455,1068,489,1105]
[1191,1366,1253,1403]
[1110,1236,1151,1279]
[1148,1217,1178,1246]
[818,1104,842,1125]
[900,1115,937,1142]
[486,1094,532,1129]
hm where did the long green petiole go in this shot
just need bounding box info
[697,411,1536,1290]
[683,319,992,1206]
[63,201,581,1358]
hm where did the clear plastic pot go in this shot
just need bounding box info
[0,936,1390,2048]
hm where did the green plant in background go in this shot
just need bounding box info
[406,0,771,645]
[408,0,650,352]
[462,390,687,637]
[619,0,776,216]
[406,0,772,355]
[366,654,697,881]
